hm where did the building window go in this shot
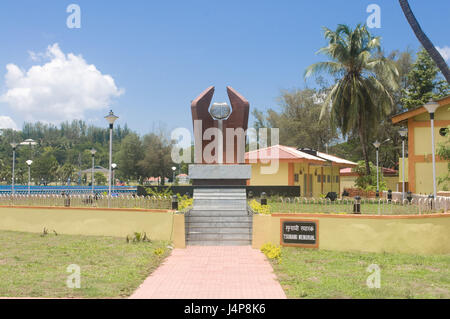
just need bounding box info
[336,176,339,183]
[317,175,321,183]
[440,127,449,137]
[294,174,299,182]
[327,175,331,183]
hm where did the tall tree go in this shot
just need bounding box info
[251,88,337,151]
[398,0,450,83]
[401,48,449,109]
[115,133,144,180]
[138,131,173,186]
[305,24,399,175]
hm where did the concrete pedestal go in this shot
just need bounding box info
[186,164,253,245]
[189,164,251,186]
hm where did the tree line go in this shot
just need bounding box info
[0,122,178,186]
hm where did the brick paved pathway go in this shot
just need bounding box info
[130,246,286,299]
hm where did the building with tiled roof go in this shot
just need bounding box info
[245,145,357,197]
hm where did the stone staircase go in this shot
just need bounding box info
[185,188,252,246]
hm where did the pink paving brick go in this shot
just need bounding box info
[130,246,286,299]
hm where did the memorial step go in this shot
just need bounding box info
[187,227,251,234]
[193,195,247,200]
[185,221,252,228]
[187,240,252,246]
[194,188,246,193]
[187,187,252,246]
[186,232,252,241]
[188,209,249,217]
[186,216,252,223]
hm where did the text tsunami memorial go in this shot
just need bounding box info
[281,220,319,248]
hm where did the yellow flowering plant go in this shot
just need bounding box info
[249,199,271,215]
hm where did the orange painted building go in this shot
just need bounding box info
[245,145,356,197]
[392,96,450,194]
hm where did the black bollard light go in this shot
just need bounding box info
[428,194,434,210]
[64,193,71,207]
[407,192,413,203]
[353,196,361,214]
[172,195,178,210]
[387,190,392,203]
[261,192,267,206]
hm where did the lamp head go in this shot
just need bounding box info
[26,160,33,166]
[105,110,119,125]
[111,163,117,170]
[10,142,18,149]
[172,166,176,171]
[399,127,408,138]
[90,148,97,155]
[20,139,37,146]
[424,99,439,114]
[373,141,381,149]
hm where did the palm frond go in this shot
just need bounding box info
[304,62,345,79]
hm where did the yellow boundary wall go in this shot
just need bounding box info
[253,213,450,255]
[0,206,186,248]
[2,206,449,254]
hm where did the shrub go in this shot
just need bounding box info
[126,232,151,243]
[353,161,388,191]
[249,199,271,215]
[261,242,282,264]
[177,193,193,211]
[145,187,173,197]
[153,248,165,256]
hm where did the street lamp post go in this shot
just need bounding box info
[105,110,118,207]
[26,160,33,195]
[373,141,381,198]
[111,163,117,194]
[372,139,390,198]
[172,166,176,184]
[399,128,408,202]
[424,99,440,201]
[10,143,18,195]
[90,148,97,195]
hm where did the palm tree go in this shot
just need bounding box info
[399,0,450,83]
[305,24,398,175]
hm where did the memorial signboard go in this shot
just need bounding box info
[280,219,319,248]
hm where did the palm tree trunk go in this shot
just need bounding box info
[399,0,450,83]
[358,126,371,176]
[357,112,371,176]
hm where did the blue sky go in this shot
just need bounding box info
[0,0,448,135]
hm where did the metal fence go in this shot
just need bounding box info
[0,185,137,195]
[265,196,450,215]
[0,194,172,210]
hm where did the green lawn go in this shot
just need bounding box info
[268,201,426,215]
[0,230,170,298]
[271,247,450,299]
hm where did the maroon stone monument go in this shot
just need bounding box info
[189,86,251,186]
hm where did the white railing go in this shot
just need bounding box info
[265,196,450,215]
[0,194,171,210]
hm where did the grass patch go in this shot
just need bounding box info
[0,230,171,298]
[268,201,424,215]
[270,247,450,299]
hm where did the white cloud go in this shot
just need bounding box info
[1,43,124,123]
[0,116,18,130]
[436,46,450,62]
